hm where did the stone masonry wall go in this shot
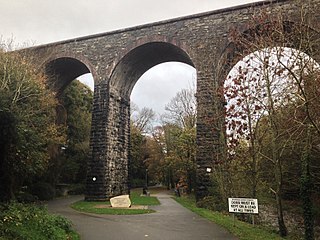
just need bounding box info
[25,0,320,200]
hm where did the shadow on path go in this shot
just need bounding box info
[47,192,238,240]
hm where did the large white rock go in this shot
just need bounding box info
[110,195,131,208]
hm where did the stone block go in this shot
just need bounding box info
[110,194,131,208]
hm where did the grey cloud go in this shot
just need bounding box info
[0,0,256,45]
[1,0,256,114]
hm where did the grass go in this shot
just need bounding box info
[71,188,160,215]
[173,196,284,240]
[130,189,160,205]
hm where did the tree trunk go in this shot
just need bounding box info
[265,69,287,237]
[274,156,287,237]
[187,170,192,194]
[275,191,288,237]
[300,128,314,240]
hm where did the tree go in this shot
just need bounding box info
[167,125,196,193]
[228,2,320,237]
[129,105,155,186]
[129,123,148,186]
[159,88,197,193]
[144,128,166,186]
[131,88,197,192]
[162,88,196,129]
[0,48,64,201]
[131,105,156,133]
[58,80,93,184]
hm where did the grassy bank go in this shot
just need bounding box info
[174,196,283,240]
[0,202,79,240]
[71,189,160,215]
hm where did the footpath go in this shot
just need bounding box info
[47,192,238,240]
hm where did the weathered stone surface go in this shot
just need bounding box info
[23,0,320,202]
[110,195,131,208]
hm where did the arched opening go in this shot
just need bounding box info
[110,42,194,98]
[106,42,196,197]
[44,57,94,192]
[130,61,196,192]
[78,73,95,91]
[45,57,93,94]
[223,46,320,234]
[131,61,196,115]
[215,12,320,235]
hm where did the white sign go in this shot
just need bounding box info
[228,198,258,214]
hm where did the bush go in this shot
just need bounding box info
[0,202,77,240]
[130,178,146,188]
[68,184,85,195]
[0,49,62,202]
[30,182,55,200]
[196,196,227,212]
[16,192,38,203]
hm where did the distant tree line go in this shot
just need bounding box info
[129,88,196,193]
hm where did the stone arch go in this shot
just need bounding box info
[198,19,320,200]
[222,20,320,83]
[213,19,320,184]
[44,54,96,95]
[86,41,196,200]
[110,41,195,99]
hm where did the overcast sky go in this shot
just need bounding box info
[0,0,258,115]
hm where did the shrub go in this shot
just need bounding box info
[68,184,85,195]
[196,196,227,212]
[131,178,146,188]
[16,192,38,203]
[0,202,77,240]
[30,182,55,200]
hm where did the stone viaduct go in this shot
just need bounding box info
[24,0,320,201]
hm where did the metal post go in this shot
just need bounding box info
[145,169,148,190]
[233,214,235,227]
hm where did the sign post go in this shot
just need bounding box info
[228,198,259,226]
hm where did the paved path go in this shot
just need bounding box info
[47,192,238,240]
